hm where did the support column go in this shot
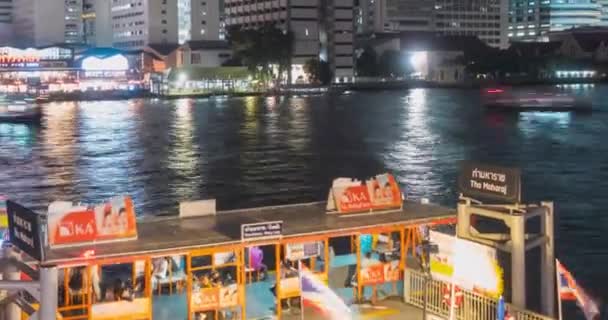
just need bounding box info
[3,247,20,320]
[510,214,526,308]
[39,265,58,320]
[540,202,556,317]
[456,200,469,239]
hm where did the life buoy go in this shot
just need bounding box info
[442,284,464,308]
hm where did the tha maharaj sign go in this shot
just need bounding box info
[241,221,283,241]
[458,162,521,203]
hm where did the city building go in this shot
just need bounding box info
[12,0,83,46]
[0,0,12,44]
[179,0,226,44]
[176,40,232,67]
[507,0,602,42]
[83,0,113,47]
[355,0,387,35]
[367,0,507,48]
[224,0,354,83]
[110,0,179,49]
[434,0,508,48]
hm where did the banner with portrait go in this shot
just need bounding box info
[327,173,402,214]
[47,196,138,247]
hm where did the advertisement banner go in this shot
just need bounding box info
[330,173,402,214]
[286,242,321,261]
[191,288,219,312]
[360,264,385,285]
[47,196,138,247]
[429,231,503,297]
[218,284,239,308]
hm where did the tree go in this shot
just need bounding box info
[378,50,412,77]
[356,46,378,77]
[226,25,293,86]
[304,58,332,85]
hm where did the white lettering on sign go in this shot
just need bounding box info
[471,168,506,183]
[242,222,282,240]
[13,215,32,232]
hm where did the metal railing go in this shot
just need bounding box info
[404,269,555,320]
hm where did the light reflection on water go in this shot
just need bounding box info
[0,87,607,308]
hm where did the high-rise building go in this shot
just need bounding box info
[224,0,354,82]
[179,0,225,44]
[110,0,178,49]
[83,0,113,47]
[372,0,507,48]
[434,0,508,48]
[12,0,83,46]
[0,0,12,44]
[355,0,387,34]
[507,0,602,41]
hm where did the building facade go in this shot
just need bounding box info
[83,0,113,47]
[110,0,179,49]
[224,0,354,82]
[507,0,602,42]
[355,0,387,34]
[12,0,83,46]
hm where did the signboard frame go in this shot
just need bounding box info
[285,241,321,261]
[458,161,521,203]
[240,221,283,241]
[6,200,45,261]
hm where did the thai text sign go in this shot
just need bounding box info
[330,173,402,214]
[286,241,321,261]
[360,262,400,286]
[241,221,282,241]
[6,201,45,261]
[191,284,239,312]
[458,162,521,203]
[47,196,138,247]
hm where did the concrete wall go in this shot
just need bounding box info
[180,48,232,67]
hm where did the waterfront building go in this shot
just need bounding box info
[110,0,178,49]
[224,0,355,83]
[179,0,226,44]
[12,0,83,46]
[176,40,232,68]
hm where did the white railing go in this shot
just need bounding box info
[404,269,555,320]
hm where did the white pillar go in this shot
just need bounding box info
[3,248,20,320]
[456,200,469,239]
[510,214,526,308]
[540,202,555,317]
[39,266,57,320]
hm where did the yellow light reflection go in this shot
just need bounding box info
[168,99,200,200]
[41,102,78,187]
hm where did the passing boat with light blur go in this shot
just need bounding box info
[0,94,43,123]
[482,87,592,112]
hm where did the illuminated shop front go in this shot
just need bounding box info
[0,46,146,94]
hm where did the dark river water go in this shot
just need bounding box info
[1,85,607,315]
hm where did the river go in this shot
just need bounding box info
[0,85,606,317]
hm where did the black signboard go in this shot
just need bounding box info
[458,161,521,203]
[6,201,44,261]
[241,221,283,241]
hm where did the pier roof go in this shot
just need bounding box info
[42,201,456,265]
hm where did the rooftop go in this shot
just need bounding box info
[43,200,456,264]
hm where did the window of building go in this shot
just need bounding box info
[191,53,201,64]
[201,29,206,35]
[161,9,166,14]
[162,29,167,34]
[202,20,206,24]
[162,19,167,24]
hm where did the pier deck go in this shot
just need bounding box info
[44,200,456,264]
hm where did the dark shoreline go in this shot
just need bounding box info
[33,78,606,103]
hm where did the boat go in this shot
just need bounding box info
[0,95,43,122]
[482,87,592,112]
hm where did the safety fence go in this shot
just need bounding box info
[404,269,555,320]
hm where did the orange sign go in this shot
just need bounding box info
[360,264,385,285]
[47,196,137,247]
[360,262,401,285]
[331,173,402,214]
[191,288,219,312]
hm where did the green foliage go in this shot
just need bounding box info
[226,24,293,84]
[356,46,378,77]
[303,58,332,85]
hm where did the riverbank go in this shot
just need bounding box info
[17,77,608,103]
